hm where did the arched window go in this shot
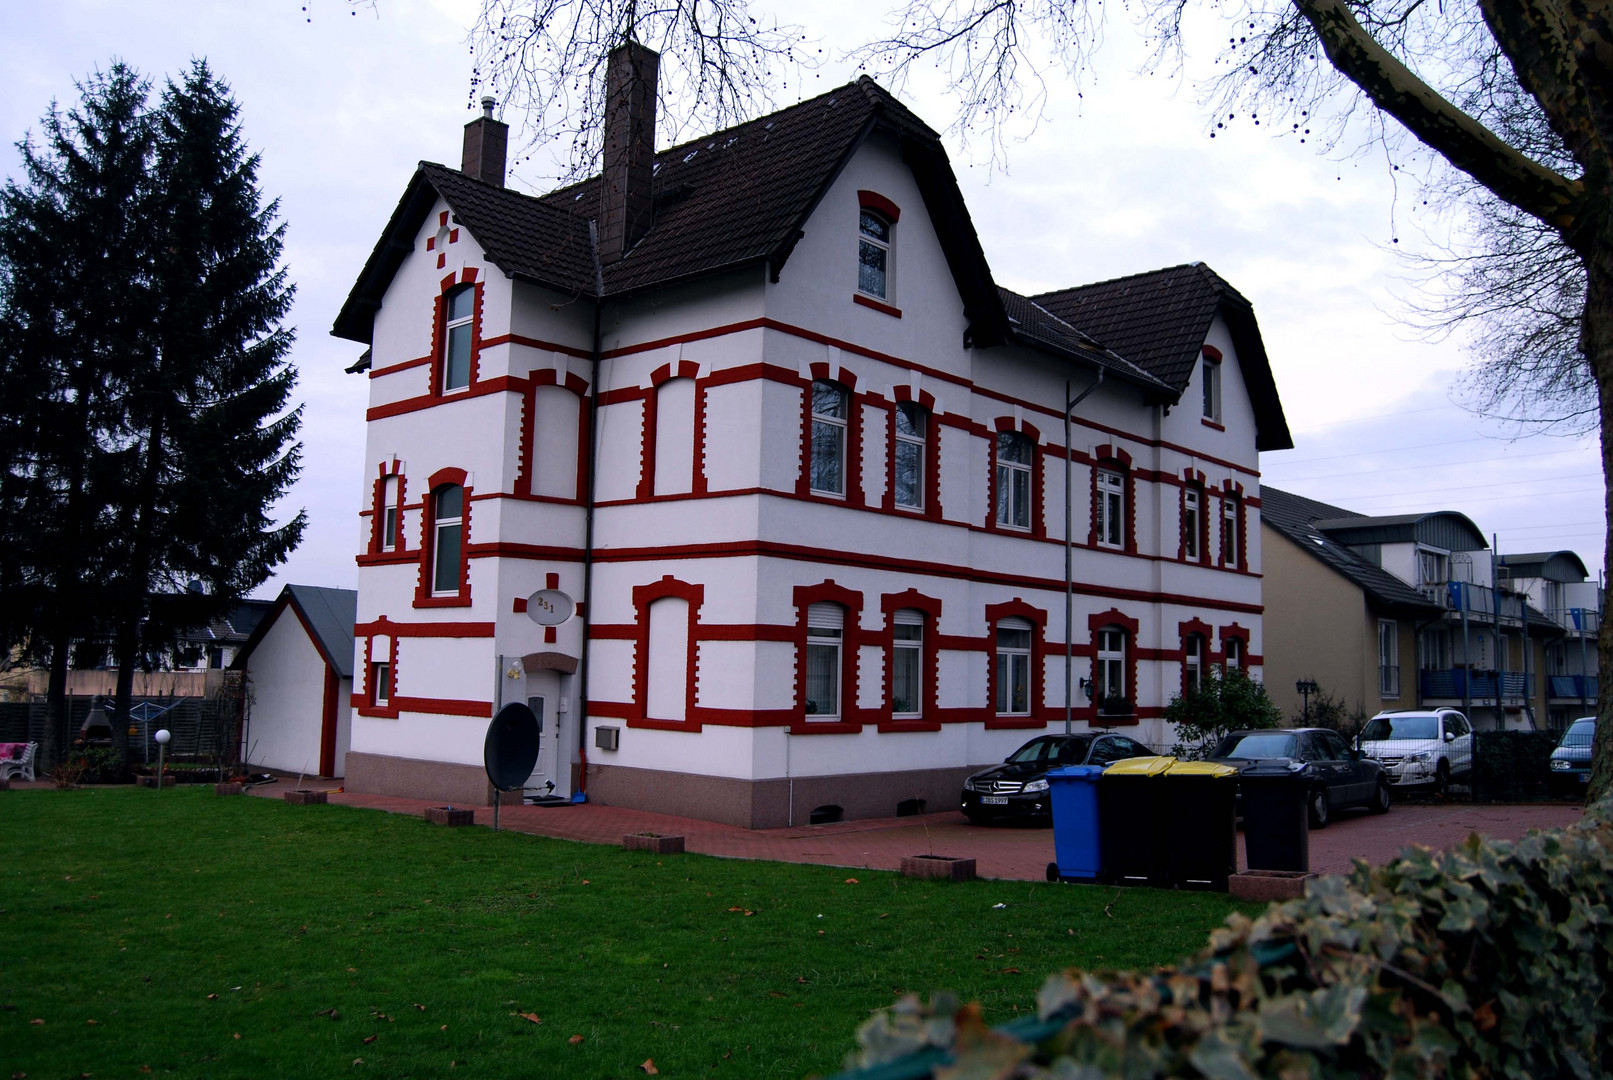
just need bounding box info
[890,609,924,717]
[1184,633,1206,692]
[810,380,849,496]
[431,484,464,595]
[995,432,1033,529]
[646,596,690,722]
[1095,627,1127,711]
[858,211,891,299]
[1096,468,1124,548]
[893,403,926,510]
[995,617,1034,715]
[805,603,844,719]
[1182,484,1202,561]
[442,286,474,392]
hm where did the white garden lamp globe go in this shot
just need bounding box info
[154,729,171,745]
[153,729,171,792]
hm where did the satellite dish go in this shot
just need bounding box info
[525,589,575,626]
[484,702,540,792]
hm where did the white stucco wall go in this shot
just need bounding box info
[243,609,337,776]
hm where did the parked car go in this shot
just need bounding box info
[1549,716,1596,795]
[960,733,1154,825]
[1209,727,1391,828]
[1358,709,1474,794]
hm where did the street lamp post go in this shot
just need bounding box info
[1295,680,1319,724]
[154,729,171,792]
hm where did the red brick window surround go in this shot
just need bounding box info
[1181,472,1208,564]
[804,377,855,500]
[1219,623,1251,670]
[429,268,482,398]
[856,190,900,308]
[1178,617,1214,695]
[1089,445,1135,553]
[1089,608,1141,724]
[985,599,1047,729]
[357,633,400,719]
[792,581,865,733]
[991,429,1036,532]
[367,459,407,555]
[414,467,472,608]
[1219,481,1247,571]
[629,576,705,729]
[880,589,941,730]
[886,388,941,518]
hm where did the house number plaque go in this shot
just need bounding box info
[526,589,575,626]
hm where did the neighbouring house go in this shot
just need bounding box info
[1261,486,1599,730]
[232,584,357,778]
[330,44,1291,826]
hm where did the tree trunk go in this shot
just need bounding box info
[42,631,70,771]
[1586,222,1613,803]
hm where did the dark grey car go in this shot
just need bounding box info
[1209,727,1392,828]
[1549,717,1595,795]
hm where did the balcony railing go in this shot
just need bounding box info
[1547,674,1599,701]
[1544,607,1601,636]
[1419,669,1534,701]
[1436,582,1530,624]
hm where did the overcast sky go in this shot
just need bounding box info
[4,0,1603,596]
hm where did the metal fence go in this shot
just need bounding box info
[0,694,241,770]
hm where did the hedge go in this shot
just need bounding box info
[836,799,1613,1079]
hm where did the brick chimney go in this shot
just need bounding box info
[462,96,508,187]
[598,40,659,263]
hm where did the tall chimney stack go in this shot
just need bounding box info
[599,40,659,264]
[462,96,508,187]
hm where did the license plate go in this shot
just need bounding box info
[1580,773,1590,784]
[981,795,1009,805]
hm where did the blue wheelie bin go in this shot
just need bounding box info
[1046,764,1106,882]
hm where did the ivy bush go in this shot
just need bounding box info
[842,799,1613,1078]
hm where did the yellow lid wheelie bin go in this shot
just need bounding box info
[1097,756,1175,887]
[1161,761,1240,890]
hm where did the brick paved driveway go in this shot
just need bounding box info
[248,782,1583,883]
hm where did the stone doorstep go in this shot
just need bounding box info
[622,833,685,854]
[1229,869,1315,903]
[284,790,329,805]
[425,806,476,827]
[214,783,244,796]
[900,854,977,881]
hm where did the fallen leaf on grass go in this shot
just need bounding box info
[232,1033,241,1040]
[363,1035,378,1045]
[640,1059,658,1074]
[414,1004,426,1011]
[345,967,357,973]
[440,1025,447,1031]
[998,968,1021,975]
[86,1020,98,1026]
[518,1013,542,1024]
[352,1059,363,1066]
[844,878,859,884]
[727,907,754,916]
[992,903,1007,909]
[580,880,590,885]
[879,913,890,919]
[568,1034,585,1045]
[207,994,218,1001]
[28,1019,43,1026]
[768,991,786,998]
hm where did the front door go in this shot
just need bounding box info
[523,670,565,798]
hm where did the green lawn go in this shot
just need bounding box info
[1,788,1252,1079]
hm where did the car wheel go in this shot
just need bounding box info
[1370,778,1391,814]
[1308,786,1331,829]
[1434,760,1451,798]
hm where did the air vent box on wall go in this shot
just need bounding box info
[594,726,620,751]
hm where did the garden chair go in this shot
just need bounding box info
[0,742,38,782]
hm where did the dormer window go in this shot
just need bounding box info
[442,286,474,392]
[858,211,891,299]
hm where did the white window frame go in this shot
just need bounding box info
[380,475,400,551]
[805,603,844,720]
[431,485,464,596]
[858,210,892,300]
[1184,634,1205,692]
[1202,355,1221,420]
[442,286,474,392]
[1096,469,1124,548]
[809,380,849,497]
[890,609,923,717]
[371,660,391,706]
[1221,496,1239,565]
[995,433,1033,530]
[1378,619,1400,698]
[893,403,926,510]
[995,618,1033,716]
[1183,487,1201,560]
[1096,627,1126,704]
[1224,636,1243,670]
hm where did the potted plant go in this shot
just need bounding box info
[1099,695,1134,718]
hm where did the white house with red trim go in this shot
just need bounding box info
[330,44,1292,826]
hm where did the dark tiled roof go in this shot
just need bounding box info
[1261,486,1441,615]
[1032,264,1292,451]
[335,78,1007,344]
[233,585,357,680]
[996,288,1172,394]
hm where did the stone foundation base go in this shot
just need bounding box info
[345,751,495,806]
[623,833,685,854]
[284,789,328,805]
[900,855,977,881]
[214,783,244,796]
[1229,870,1315,902]
[583,761,981,829]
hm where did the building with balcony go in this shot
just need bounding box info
[1260,487,1598,730]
